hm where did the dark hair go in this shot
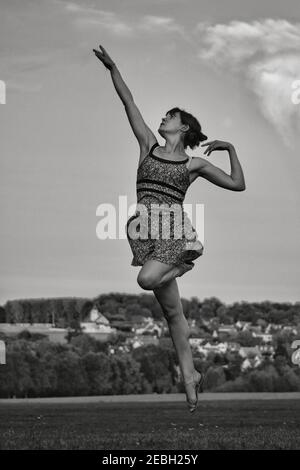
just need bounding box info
[165,107,208,150]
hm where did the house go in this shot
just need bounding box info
[240,344,263,370]
[254,333,273,343]
[235,321,252,330]
[89,306,110,325]
[189,337,205,348]
[283,326,298,335]
[129,334,159,349]
[227,342,241,352]
[239,346,262,359]
[134,317,162,337]
[265,323,282,333]
[108,344,131,355]
[80,306,117,340]
[241,355,262,371]
[248,325,262,335]
[218,324,237,336]
[0,306,117,344]
[259,344,275,357]
[203,342,228,354]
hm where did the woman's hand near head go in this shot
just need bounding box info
[93,45,116,71]
[201,140,234,156]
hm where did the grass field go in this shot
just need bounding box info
[0,398,300,450]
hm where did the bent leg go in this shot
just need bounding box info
[137,259,181,291]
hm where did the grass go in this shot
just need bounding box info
[0,399,299,450]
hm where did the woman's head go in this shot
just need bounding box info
[158,107,207,150]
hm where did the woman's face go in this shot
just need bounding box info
[159,112,182,134]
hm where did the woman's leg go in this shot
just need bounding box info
[152,278,198,402]
[137,259,185,291]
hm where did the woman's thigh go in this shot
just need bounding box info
[139,259,174,278]
[137,259,176,287]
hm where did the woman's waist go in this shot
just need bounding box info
[128,202,197,239]
[135,200,185,214]
[137,195,184,209]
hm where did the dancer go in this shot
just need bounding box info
[93,45,246,412]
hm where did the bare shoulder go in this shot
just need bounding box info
[138,129,158,166]
[189,155,208,173]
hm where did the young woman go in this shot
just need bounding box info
[93,45,246,412]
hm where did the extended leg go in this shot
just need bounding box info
[152,278,197,401]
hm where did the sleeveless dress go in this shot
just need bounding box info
[125,142,204,275]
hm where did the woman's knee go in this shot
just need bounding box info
[137,271,159,290]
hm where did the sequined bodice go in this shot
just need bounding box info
[136,142,190,207]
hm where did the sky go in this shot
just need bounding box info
[0,0,300,305]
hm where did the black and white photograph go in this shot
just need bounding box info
[0,0,300,454]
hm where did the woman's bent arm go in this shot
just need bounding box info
[197,141,246,191]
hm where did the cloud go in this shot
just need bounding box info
[0,54,53,94]
[63,2,188,40]
[0,0,91,92]
[0,49,85,94]
[195,19,300,147]
[63,1,133,36]
[138,15,186,37]
[247,54,300,145]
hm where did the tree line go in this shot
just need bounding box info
[1,295,299,327]
[0,331,299,398]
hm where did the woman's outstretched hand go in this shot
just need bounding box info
[92,45,116,71]
[201,140,233,156]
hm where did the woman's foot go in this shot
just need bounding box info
[183,369,203,413]
[175,261,194,278]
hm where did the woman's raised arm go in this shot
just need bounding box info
[93,45,155,150]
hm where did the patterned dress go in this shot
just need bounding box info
[125,142,204,274]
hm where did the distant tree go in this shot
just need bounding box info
[81,351,113,395]
[53,349,89,396]
[132,344,177,393]
[8,341,35,397]
[216,305,233,324]
[224,353,244,381]
[257,319,267,330]
[110,353,145,394]
[0,306,6,323]
[71,334,108,354]
[248,366,279,392]
[200,297,223,320]
[204,366,226,391]
[66,319,83,343]
[236,330,258,347]
[17,330,47,342]
[55,299,66,328]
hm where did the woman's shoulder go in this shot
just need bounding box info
[188,155,208,173]
[138,139,159,168]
